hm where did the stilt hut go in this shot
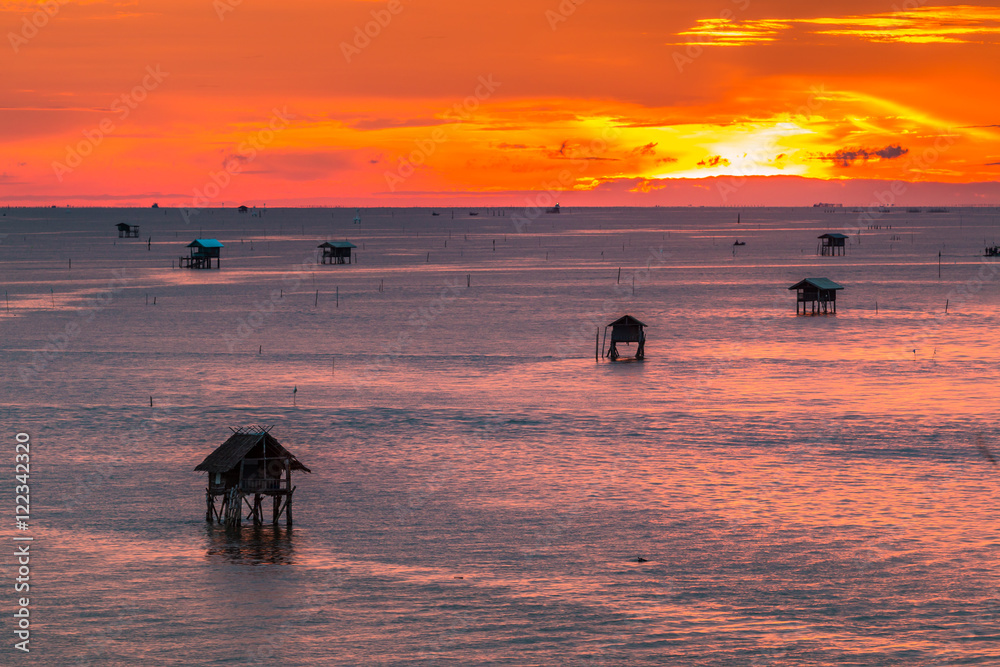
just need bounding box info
[237,205,249,213]
[603,315,646,361]
[195,426,310,528]
[789,277,843,314]
[116,222,140,238]
[179,238,223,269]
[818,233,848,256]
[318,241,356,264]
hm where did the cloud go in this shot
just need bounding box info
[239,151,354,181]
[349,117,445,131]
[546,140,619,161]
[627,142,658,157]
[820,145,909,167]
[676,18,790,46]
[697,155,730,168]
[674,6,1000,46]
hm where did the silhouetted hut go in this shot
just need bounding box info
[238,205,249,213]
[818,233,848,256]
[604,315,646,361]
[789,277,843,314]
[195,426,311,527]
[546,203,561,214]
[116,222,140,238]
[318,241,356,264]
[180,238,223,269]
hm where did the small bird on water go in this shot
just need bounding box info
[635,556,647,563]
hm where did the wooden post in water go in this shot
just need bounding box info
[938,251,942,279]
[595,328,599,362]
[336,286,339,308]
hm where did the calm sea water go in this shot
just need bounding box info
[2,205,1000,665]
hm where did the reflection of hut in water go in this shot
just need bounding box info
[195,426,311,528]
[205,525,295,565]
[116,222,140,238]
[180,239,223,269]
[603,315,646,361]
[318,241,356,264]
[789,277,843,315]
[818,233,848,256]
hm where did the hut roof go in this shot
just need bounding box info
[115,222,132,230]
[194,431,311,474]
[788,277,844,291]
[818,233,849,239]
[608,314,647,328]
[318,241,357,249]
[188,238,224,248]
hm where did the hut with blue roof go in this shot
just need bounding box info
[318,240,356,265]
[180,238,224,269]
[789,277,843,314]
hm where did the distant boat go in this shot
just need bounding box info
[431,211,440,216]
[468,212,478,216]
[546,203,561,214]
[733,240,745,246]
[985,245,1000,257]
[813,202,842,208]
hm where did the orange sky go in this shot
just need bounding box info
[2,0,999,206]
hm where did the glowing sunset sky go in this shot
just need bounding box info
[2,0,999,206]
